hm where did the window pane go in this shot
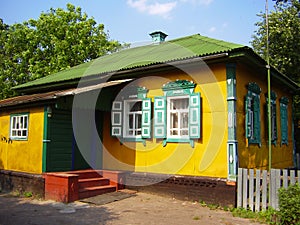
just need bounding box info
[181,112,189,128]
[171,112,178,128]
[24,116,28,129]
[129,101,142,112]
[171,130,178,135]
[180,130,188,136]
[20,116,24,129]
[129,114,134,129]
[22,130,27,137]
[172,98,189,110]
[12,117,16,129]
[136,114,142,129]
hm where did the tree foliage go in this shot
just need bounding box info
[0,4,125,99]
[251,0,300,84]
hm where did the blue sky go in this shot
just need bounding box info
[0,0,276,46]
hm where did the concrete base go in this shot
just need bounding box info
[0,170,45,197]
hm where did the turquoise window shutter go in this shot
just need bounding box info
[142,98,152,138]
[280,99,288,145]
[154,96,166,138]
[111,101,123,137]
[253,95,261,145]
[189,93,201,138]
[245,95,252,139]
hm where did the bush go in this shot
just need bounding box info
[278,183,300,225]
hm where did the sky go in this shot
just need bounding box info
[0,0,276,46]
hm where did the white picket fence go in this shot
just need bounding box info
[237,168,300,212]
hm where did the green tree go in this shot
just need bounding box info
[0,3,125,99]
[251,0,300,84]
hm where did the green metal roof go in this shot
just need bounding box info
[15,34,246,90]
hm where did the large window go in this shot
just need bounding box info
[154,80,201,147]
[10,113,29,140]
[124,100,142,138]
[168,96,189,138]
[245,83,261,146]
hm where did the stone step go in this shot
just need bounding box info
[66,169,103,179]
[79,185,116,199]
[78,177,110,189]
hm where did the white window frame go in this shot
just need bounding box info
[167,95,189,139]
[10,113,29,140]
[123,99,142,138]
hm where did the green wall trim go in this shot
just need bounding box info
[226,63,238,180]
[42,106,48,172]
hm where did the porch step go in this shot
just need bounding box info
[79,185,117,199]
[79,177,110,189]
[67,169,103,179]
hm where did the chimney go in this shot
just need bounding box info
[149,31,168,43]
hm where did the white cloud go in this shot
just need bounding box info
[209,26,216,33]
[180,0,213,6]
[127,0,177,19]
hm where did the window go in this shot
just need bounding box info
[154,80,201,147]
[265,91,277,145]
[168,96,189,138]
[280,97,289,146]
[245,83,261,146]
[111,86,151,141]
[10,113,29,140]
[124,100,142,138]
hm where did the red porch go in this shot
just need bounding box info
[43,169,126,203]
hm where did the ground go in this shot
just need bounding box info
[0,191,265,225]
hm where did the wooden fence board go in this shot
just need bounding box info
[255,169,261,212]
[283,169,288,189]
[249,169,254,211]
[262,170,267,211]
[237,168,243,208]
[242,168,248,209]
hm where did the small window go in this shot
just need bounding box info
[245,83,261,146]
[124,100,142,138]
[111,86,151,141]
[10,113,29,140]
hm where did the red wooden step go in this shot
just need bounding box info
[66,170,103,179]
[79,185,116,199]
[78,177,110,189]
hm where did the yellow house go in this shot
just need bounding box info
[0,32,299,203]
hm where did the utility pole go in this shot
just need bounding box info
[266,0,272,171]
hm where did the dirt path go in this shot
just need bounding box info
[0,191,264,225]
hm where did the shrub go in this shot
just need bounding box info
[278,183,300,225]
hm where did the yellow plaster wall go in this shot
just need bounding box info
[103,64,229,178]
[236,63,294,169]
[0,107,44,174]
